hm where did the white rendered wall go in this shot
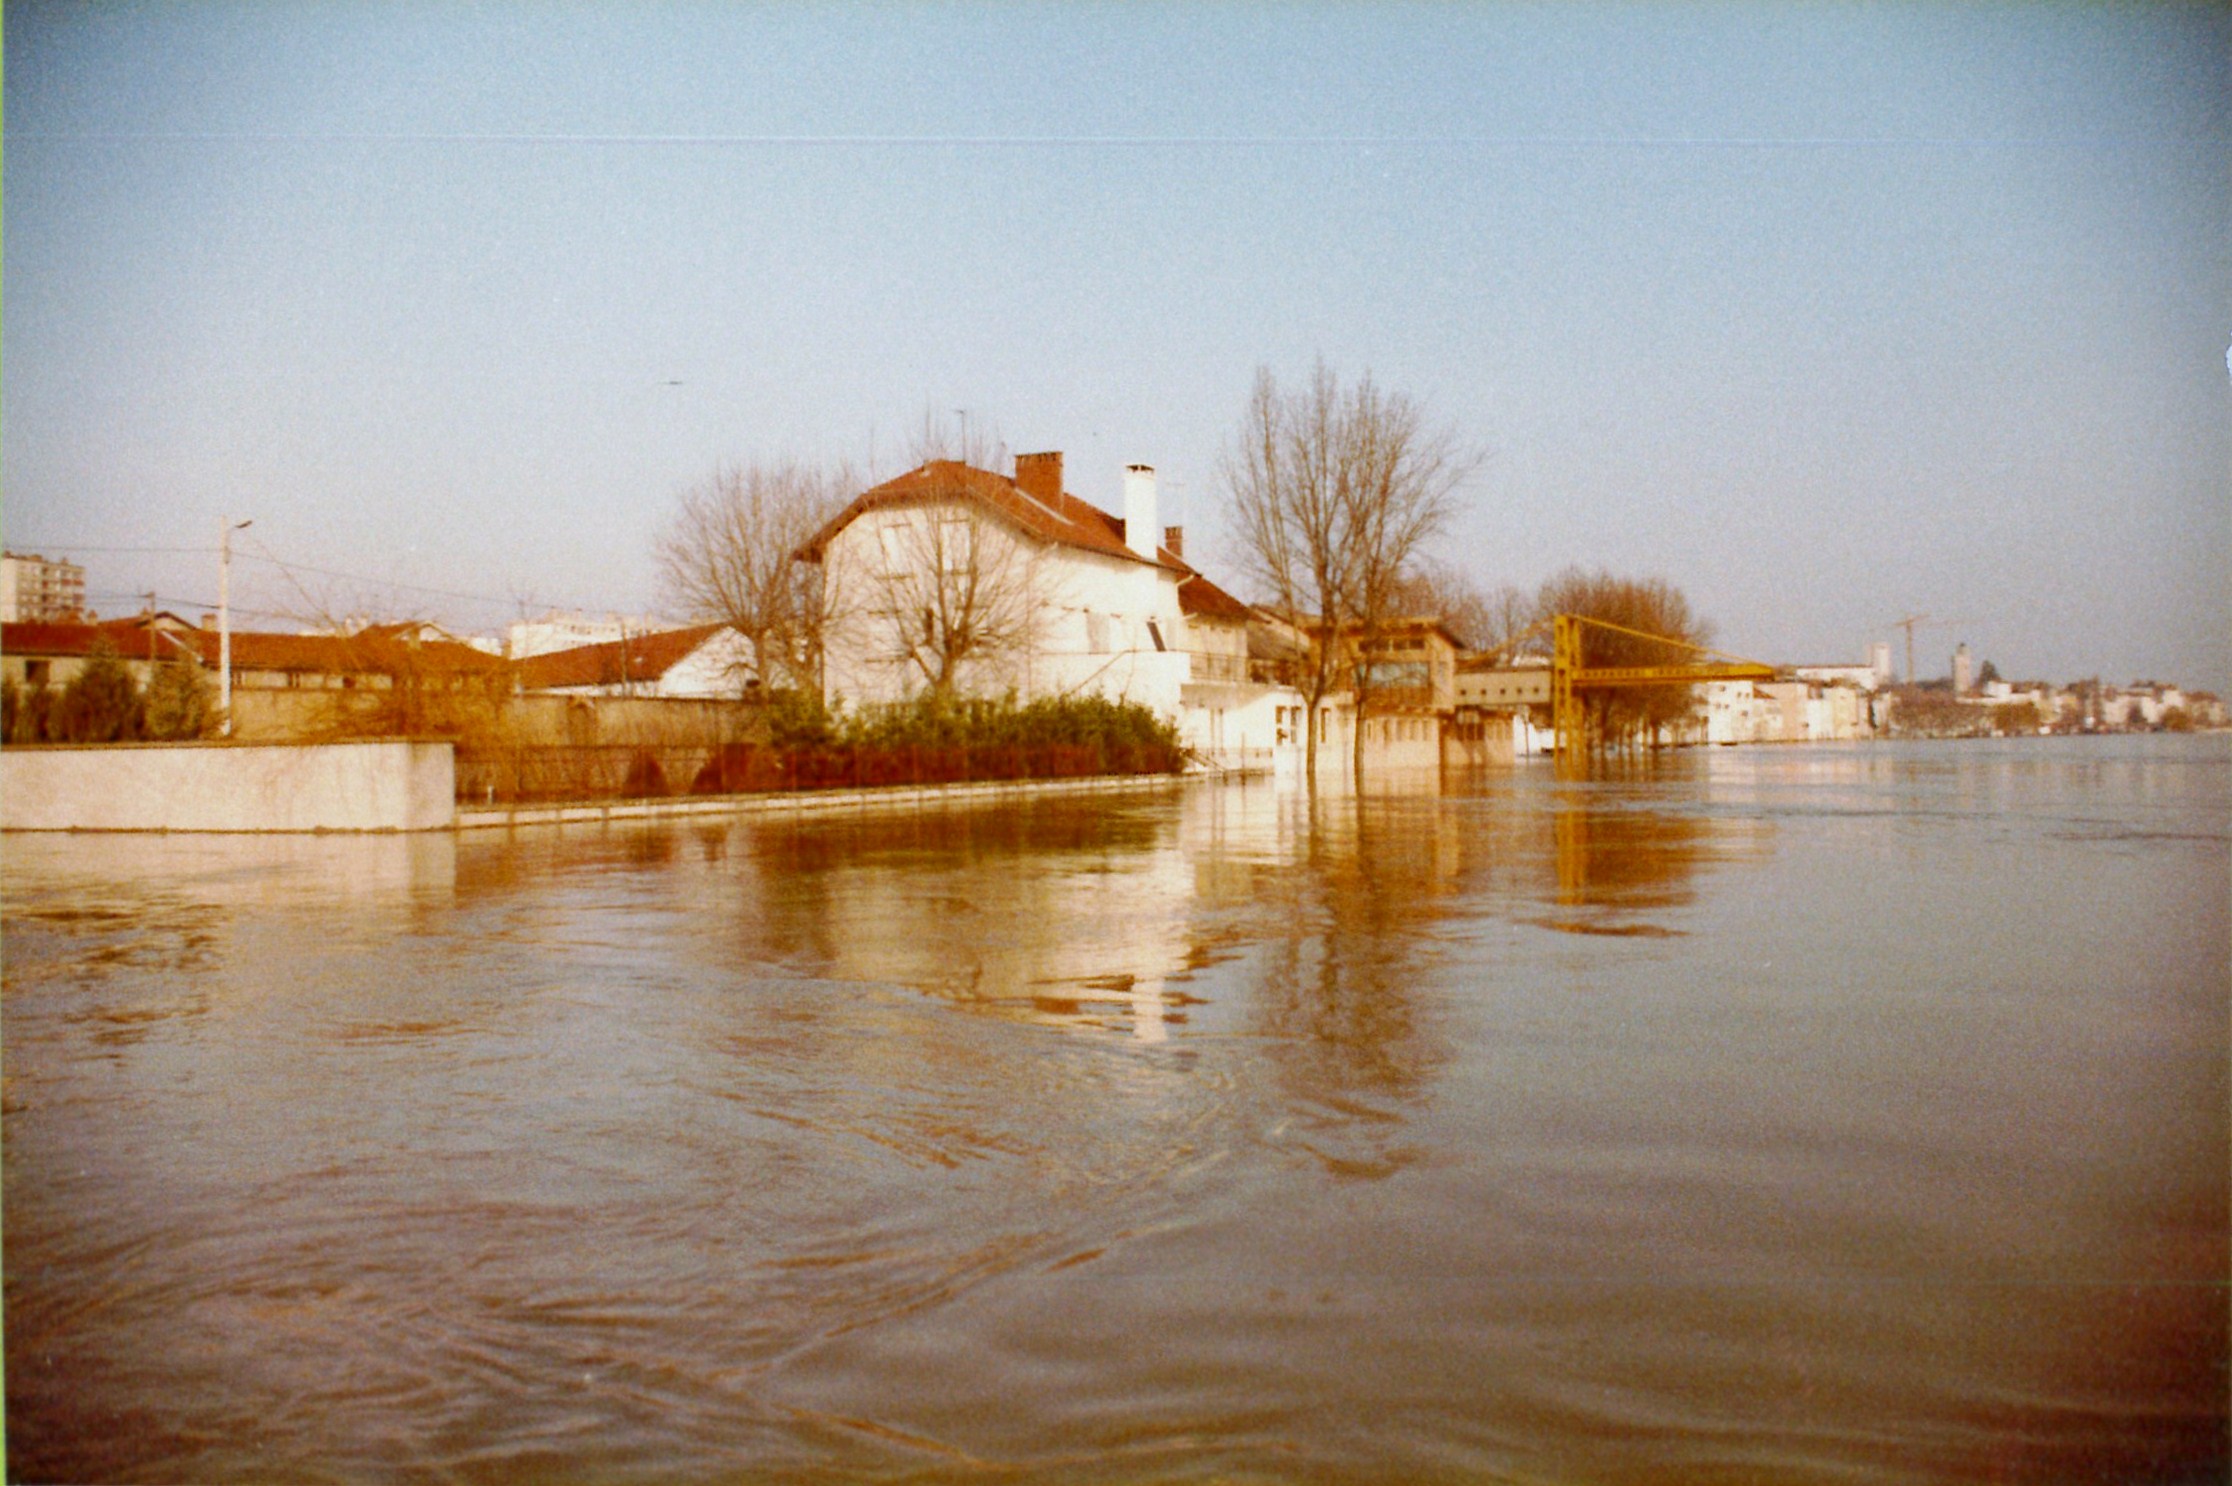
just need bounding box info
[655,632,755,698]
[819,503,1189,717]
[2,741,455,832]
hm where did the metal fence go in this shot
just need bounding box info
[453,740,1185,805]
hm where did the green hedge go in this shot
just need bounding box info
[765,691,1181,757]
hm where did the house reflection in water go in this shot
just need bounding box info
[723,771,1767,1050]
[737,793,1205,1044]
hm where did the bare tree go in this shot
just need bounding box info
[1481,583,1537,662]
[1228,364,1355,781]
[1389,560,1485,650]
[656,460,849,695]
[1225,361,1475,784]
[862,477,1050,698]
[1387,562,1534,660]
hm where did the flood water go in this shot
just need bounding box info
[5,737,2226,1483]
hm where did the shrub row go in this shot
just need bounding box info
[3,646,214,744]
[686,738,1181,796]
[761,690,1181,756]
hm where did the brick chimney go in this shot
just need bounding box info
[1014,450,1063,504]
[1163,525,1184,561]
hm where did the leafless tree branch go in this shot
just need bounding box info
[655,459,850,694]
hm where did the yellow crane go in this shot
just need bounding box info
[1474,615,1777,761]
[1513,614,1776,760]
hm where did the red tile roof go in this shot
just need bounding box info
[186,629,508,677]
[3,617,203,661]
[1175,569,1252,624]
[513,624,729,691]
[3,619,513,678]
[798,460,1185,572]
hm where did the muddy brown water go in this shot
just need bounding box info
[5,737,2225,1483]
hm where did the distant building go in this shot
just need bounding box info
[1870,641,1894,688]
[1697,677,1876,746]
[506,611,673,660]
[1953,643,1974,694]
[1793,661,1882,691]
[1,552,86,622]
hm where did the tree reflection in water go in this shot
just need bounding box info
[1240,792,1463,1178]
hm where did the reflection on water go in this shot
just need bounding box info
[5,738,2226,1482]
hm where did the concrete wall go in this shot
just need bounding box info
[2,740,455,832]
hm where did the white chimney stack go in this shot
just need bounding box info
[1123,464,1158,560]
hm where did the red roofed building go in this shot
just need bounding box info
[799,453,1184,709]
[512,623,756,698]
[2,613,204,691]
[799,451,1309,769]
[184,627,509,692]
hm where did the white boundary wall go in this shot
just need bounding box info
[2,741,455,832]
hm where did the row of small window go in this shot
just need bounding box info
[1271,706,1440,745]
[1371,716,1435,742]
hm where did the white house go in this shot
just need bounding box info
[800,452,1306,771]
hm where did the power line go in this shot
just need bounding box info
[25,534,641,625]
[233,543,613,616]
[7,130,2174,151]
[83,589,298,622]
[4,544,215,555]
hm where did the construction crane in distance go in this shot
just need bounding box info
[1888,614,1928,686]
[1884,614,1981,686]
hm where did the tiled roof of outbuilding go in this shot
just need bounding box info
[2,615,202,660]
[190,630,509,676]
[513,624,729,691]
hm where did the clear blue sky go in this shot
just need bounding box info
[6,1,2227,688]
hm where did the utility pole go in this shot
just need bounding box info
[219,517,253,735]
[1890,614,1928,685]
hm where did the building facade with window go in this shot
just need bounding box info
[1,552,87,623]
[802,453,1236,725]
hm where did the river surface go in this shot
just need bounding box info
[5,737,2226,1483]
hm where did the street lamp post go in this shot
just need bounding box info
[219,517,252,735]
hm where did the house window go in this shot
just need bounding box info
[1145,620,1166,652]
[936,515,971,575]
[25,661,50,687]
[1087,612,1111,654]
